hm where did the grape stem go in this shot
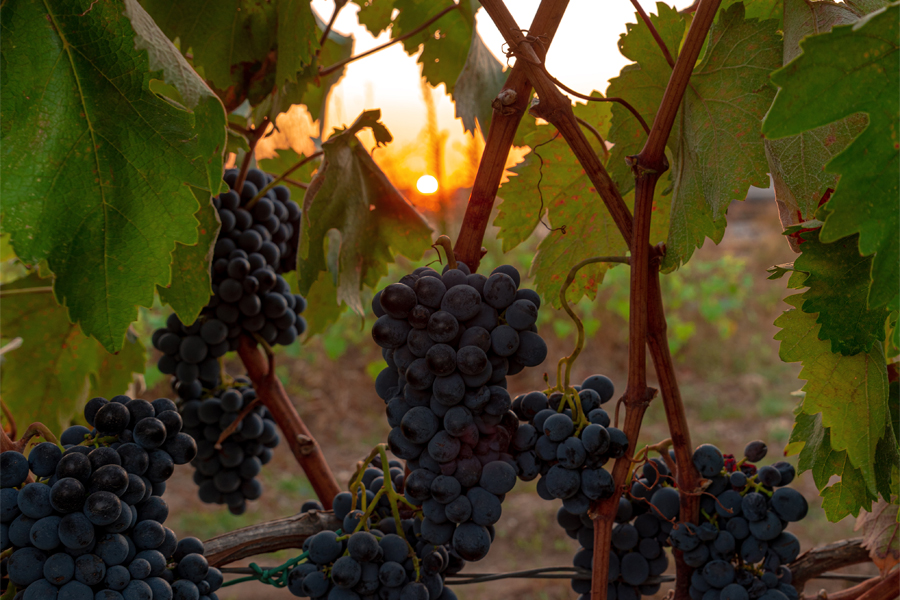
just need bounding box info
[234,118,271,195]
[0,583,16,600]
[215,398,261,449]
[16,422,63,452]
[319,0,347,47]
[432,235,458,270]
[628,0,676,68]
[245,151,323,209]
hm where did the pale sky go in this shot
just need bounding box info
[263,1,694,189]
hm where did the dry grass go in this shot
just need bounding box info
[150,201,879,600]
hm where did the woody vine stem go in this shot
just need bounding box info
[452,0,724,598]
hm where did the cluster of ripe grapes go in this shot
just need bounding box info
[0,395,221,600]
[151,168,309,512]
[371,263,547,563]
[287,455,460,599]
[673,442,805,600]
[179,381,281,515]
[561,458,677,600]
[509,375,625,514]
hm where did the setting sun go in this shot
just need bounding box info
[416,175,439,194]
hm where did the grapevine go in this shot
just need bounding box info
[0,0,896,599]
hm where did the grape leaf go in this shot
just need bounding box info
[452,30,507,135]
[297,110,433,316]
[792,230,890,354]
[790,411,875,520]
[495,102,670,308]
[762,4,899,309]
[765,0,865,249]
[776,294,889,495]
[141,0,317,91]
[276,0,320,87]
[496,95,614,253]
[356,0,396,36]
[856,499,900,574]
[157,191,221,326]
[0,275,146,431]
[0,0,225,352]
[605,3,686,194]
[391,0,474,95]
[663,2,782,271]
[845,0,895,15]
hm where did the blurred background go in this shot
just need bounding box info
[135,1,878,598]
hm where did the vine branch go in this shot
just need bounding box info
[576,116,611,162]
[453,0,572,270]
[318,5,459,77]
[237,336,340,509]
[246,151,323,209]
[319,0,347,47]
[203,510,342,567]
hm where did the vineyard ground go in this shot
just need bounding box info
[148,201,879,599]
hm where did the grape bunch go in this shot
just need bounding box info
[560,460,676,600]
[670,442,805,600]
[179,381,281,515]
[0,395,208,600]
[509,374,626,514]
[371,263,549,562]
[287,456,461,599]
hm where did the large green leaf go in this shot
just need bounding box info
[765,0,866,246]
[157,190,221,326]
[141,0,317,91]
[663,2,782,271]
[0,275,146,431]
[605,3,686,194]
[776,294,889,495]
[790,230,890,355]
[452,31,507,135]
[298,110,433,316]
[1,0,225,352]
[762,3,899,309]
[495,100,670,308]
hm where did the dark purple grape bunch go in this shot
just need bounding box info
[669,442,806,600]
[510,374,625,515]
[562,462,677,600]
[287,457,461,600]
[1,395,199,599]
[207,168,307,348]
[179,381,280,515]
[152,313,228,401]
[370,262,548,563]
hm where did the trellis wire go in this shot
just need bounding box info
[218,564,874,586]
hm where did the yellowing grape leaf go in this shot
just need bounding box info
[0,275,146,431]
[762,4,899,310]
[856,499,900,574]
[790,411,876,521]
[776,294,889,496]
[663,2,782,271]
[495,100,670,308]
[298,110,433,316]
[792,230,890,354]
[605,3,686,194]
[1,0,226,352]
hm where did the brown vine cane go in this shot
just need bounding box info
[453,0,571,270]
[237,335,341,509]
